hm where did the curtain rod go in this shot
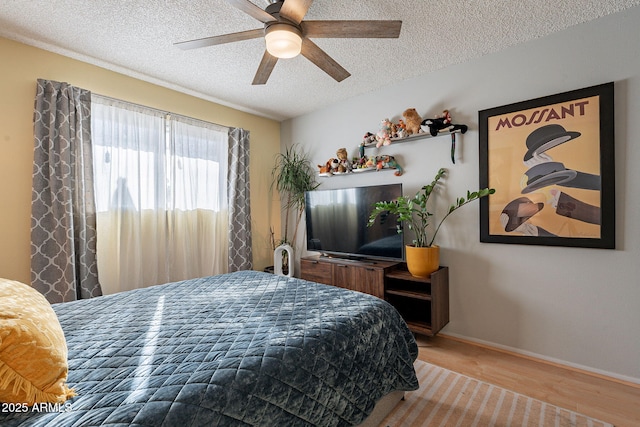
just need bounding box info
[92,93,231,133]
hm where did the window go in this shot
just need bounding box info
[91,97,229,294]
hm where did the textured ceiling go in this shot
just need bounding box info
[1,0,639,121]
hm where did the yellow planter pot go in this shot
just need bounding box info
[405,245,440,278]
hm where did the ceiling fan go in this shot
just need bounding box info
[175,0,402,85]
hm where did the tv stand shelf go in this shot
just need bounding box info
[300,256,449,336]
[385,265,449,336]
[385,288,432,301]
[300,255,397,299]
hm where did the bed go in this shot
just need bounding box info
[1,271,418,426]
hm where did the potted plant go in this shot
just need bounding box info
[368,168,495,277]
[270,144,319,275]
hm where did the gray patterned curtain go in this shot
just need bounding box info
[31,79,101,303]
[228,128,252,271]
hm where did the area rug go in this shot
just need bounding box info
[382,360,614,427]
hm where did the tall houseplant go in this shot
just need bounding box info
[369,168,494,277]
[271,145,319,274]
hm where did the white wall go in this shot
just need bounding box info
[281,7,640,382]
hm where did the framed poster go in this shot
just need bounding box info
[479,83,615,249]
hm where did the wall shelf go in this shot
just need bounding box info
[318,167,398,178]
[362,128,464,150]
[318,125,468,178]
[362,127,465,164]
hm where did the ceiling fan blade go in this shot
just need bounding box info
[302,20,402,38]
[175,29,264,50]
[252,50,279,85]
[279,0,313,25]
[227,0,277,23]
[300,38,350,82]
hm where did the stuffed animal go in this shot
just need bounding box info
[329,157,339,173]
[317,158,340,175]
[354,155,368,169]
[376,155,404,176]
[402,108,423,135]
[362,132,376,147]
[353,142,368,169]
[440,109,452,126]
[365,156,376,168]
[394,119,407,139]
[376,118,393,147]
[317,160,332,175]
[336,147,352,173]
[421,109,468,136]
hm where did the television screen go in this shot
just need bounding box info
[305,183,404,261]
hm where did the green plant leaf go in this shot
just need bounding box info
[271,144,319,245]
[368,167,496,248]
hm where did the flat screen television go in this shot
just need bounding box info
[304,183,404,261]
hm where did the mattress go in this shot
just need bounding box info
[1,271,418,426]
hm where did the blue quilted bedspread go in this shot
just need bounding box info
[1,271,418,426]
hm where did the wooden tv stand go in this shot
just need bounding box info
[300,255,449,336]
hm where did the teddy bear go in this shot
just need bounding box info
[402,108,423,135]
[421,109,468,136]
[376,118,393,148]
[336,147,352,173]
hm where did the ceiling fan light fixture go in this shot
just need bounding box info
[265,23,302,59]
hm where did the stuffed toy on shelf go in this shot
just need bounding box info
[362,132,376,147]
[402,108,423,135]
[336,147,352,173]
[393,119,407,139]
[317,158,339,176]
[421,109,468,136]
[375,118,393,147]
[376,155,403,176]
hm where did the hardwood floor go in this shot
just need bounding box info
[415,334,640,427]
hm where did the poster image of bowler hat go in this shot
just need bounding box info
[523,124,581,161]
[501,197,544,232]
[522,161,601,194]
[522,162,577,193]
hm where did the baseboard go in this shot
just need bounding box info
[440,332,640,388]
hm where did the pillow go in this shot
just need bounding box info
[0,278,75,405]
